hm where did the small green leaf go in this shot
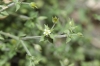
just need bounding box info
[34,59,40,65]
[36,24,43,30]
[13,0,20,11]
[44,25,49,29]
[16,3,20,11]
[24,21,34,28]
[50,34,54,40]
[71,26,77,30]
[18,33,26,37]
[77,32,83,37]
[1,11,9,16]
[26,54,32,59]
[64,30,70,35]
[0,14,4,17]
[0,35,4,40]
[94,14,100,21]
[40,36,44,42]
[66,37,71,43]
[38,16,47,21]
[48,37,53,43]
[60,61,64,66]
[45,36,53,43]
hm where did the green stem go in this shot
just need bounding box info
[0,31,67,40]
[0,31,32,56]
[0,31,19,40]
[51,23,56,30]
[20,40,32,56]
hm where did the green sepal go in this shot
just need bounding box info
[45,35,54,43]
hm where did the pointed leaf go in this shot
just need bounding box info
[0,35,4,40]
[45,36,53,43]
[1,11,9,16]
[66,37,71,43]
[16,3,20,11]
[40,36,44,42]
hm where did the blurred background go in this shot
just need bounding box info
[0,0,100,66]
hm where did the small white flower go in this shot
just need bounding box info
[43,29,51,36]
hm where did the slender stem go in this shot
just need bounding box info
[55,34,67,38]
[0,3,15,12]
[29,60,32,66]
[22,34,67,40]
[0,31,32,56]
[0,31,18,40]
[51,23,56,30]
[0,31,67,41]
[20,40,32,56]
[0,31,67,55]
[22,36,41,40]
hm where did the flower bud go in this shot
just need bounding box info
[52,16,59,23]
[34,44,42,51]
[30,2,37,8]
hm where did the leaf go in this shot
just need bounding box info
[38,16,47,21]
[40,36,44,42]
[36,24,43,30]
[60,61,64,66]
[45,36,53,43]
[15,3,20,11]
[18,33,26,37]
[64,30,70,35]
[77,32,83,37]
[1,11,9,16]
[0,35,4,40]
[66,37,71,43]
[50,34,54,40]
[13,0,20,11]
[44,24,49,29]
[48,37,53,43]
[24,21,34,28]
[71,26,77,30]
[94,14,100,21]
[0,14,6,18]
[0,14,4,17]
